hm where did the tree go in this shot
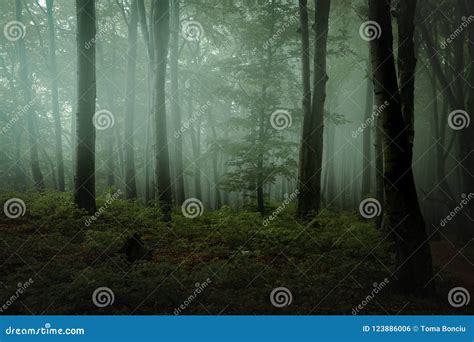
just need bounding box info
[369,0,434,293]
[124,0,139,199]
[74,0,97,214]
[46,0,65,191]
[152,0,172,220]
[15,0,45,190]
[297,0,331,218]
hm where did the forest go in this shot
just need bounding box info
[0,0,472,314]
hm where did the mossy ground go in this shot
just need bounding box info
[0,191,470,315]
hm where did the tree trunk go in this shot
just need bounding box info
[46,0,65,191]
[152,0,172,221]
[124,0,139,199]
[74,0,97,214]
[362,60,373,196]
[297,0,331,218]
[15,0,45,190]
[369,0,434,293]
[170,0,185,205]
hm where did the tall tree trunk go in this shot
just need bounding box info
[124,0,139,199]
[297,0,331,218]
[46,0,65,191]
[362,60,373,196]
[152,0,172,220]
[369,0,434,293]
[74,0,97,214]
[170,0,185,205]
[15,0,45,190]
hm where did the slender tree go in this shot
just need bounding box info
[74,0,97,214]
[152,0,172,220]
[15,0,45,190]
[124,0,139,199]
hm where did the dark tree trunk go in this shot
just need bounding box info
[369,0,434,293]
[170,0,185,205]
[152,0,172,221]
[74,0,97,214]
[46,0,65,191]
[15,0,44,190]
[362,60,373,196]
[297,0,331,218]
[124,0,139,199]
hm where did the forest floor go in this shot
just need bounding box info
[0,191,472,315]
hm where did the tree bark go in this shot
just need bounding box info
[152,0,172,220]
[297,0,331,218]
[170,0,185,205]
[124,0,139,199]
[369,0,434,293]
[46,0,65,191]
[74,0,97,214]
[15,0,45,190]
[362,60,373,196]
